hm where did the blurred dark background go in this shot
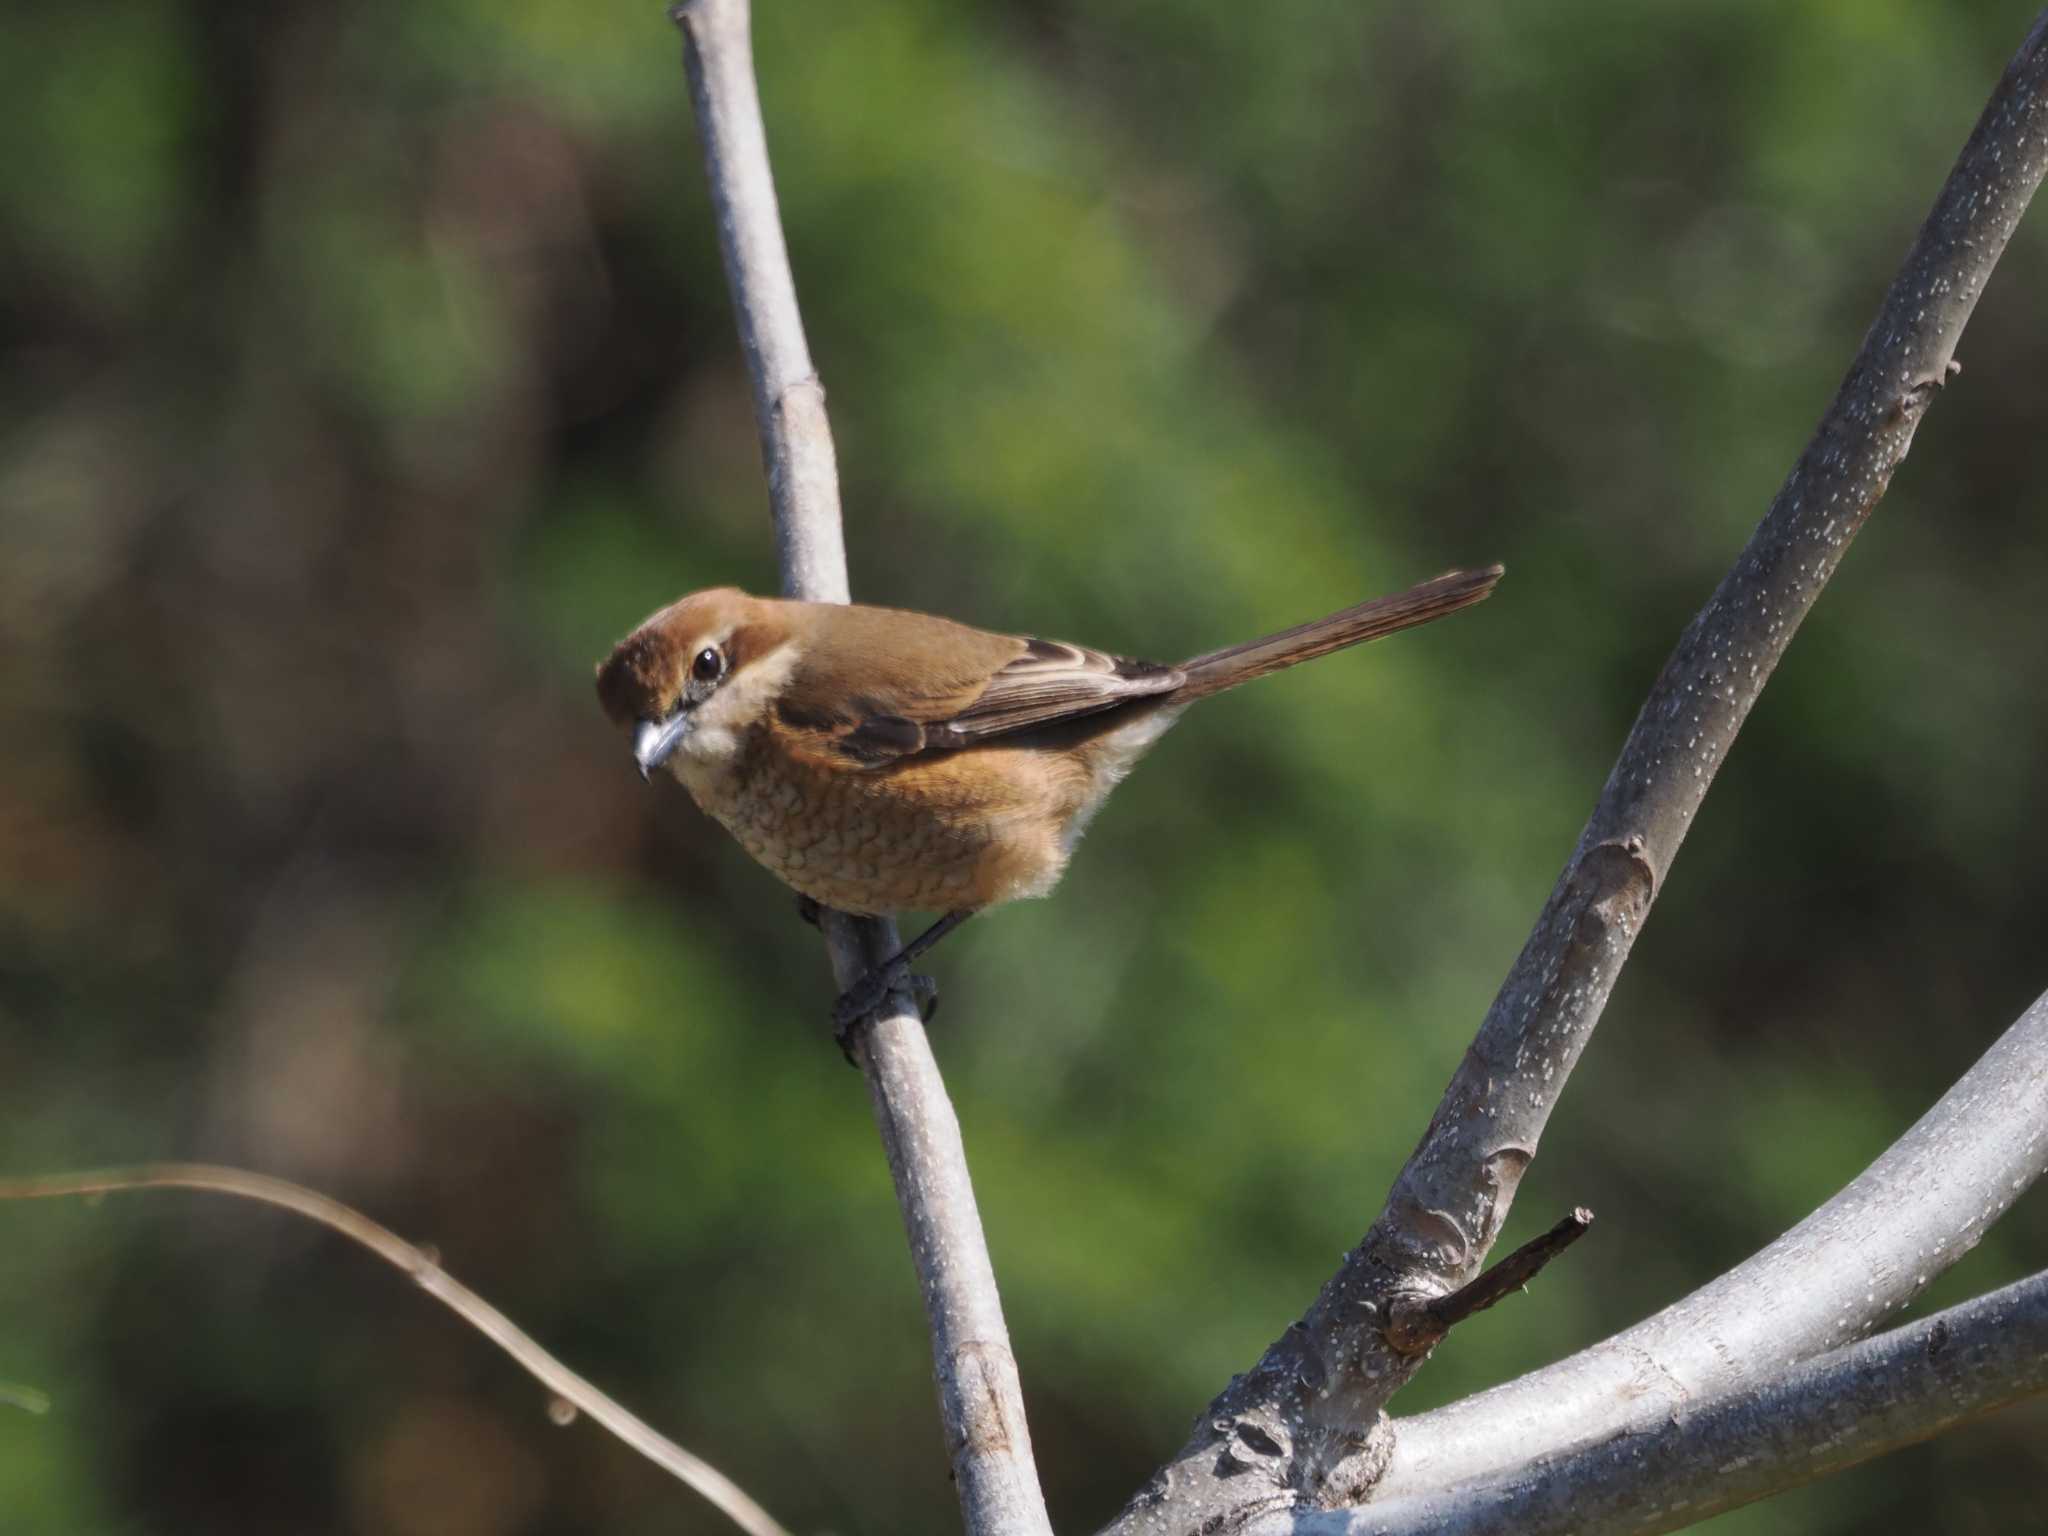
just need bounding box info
[4,1,2046,1532]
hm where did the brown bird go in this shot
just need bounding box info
[596,566,1502,1040]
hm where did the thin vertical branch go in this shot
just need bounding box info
[668,4,1054,1533]
[673,0,845,603]
[1104,11,2048,1531]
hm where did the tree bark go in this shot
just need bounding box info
[1284,1266,2048,1536]
[1372,985,2048,1510]
[1102,11,2048,1531]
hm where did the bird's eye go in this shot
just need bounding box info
[692,647,724,684]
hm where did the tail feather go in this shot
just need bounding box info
[1176,564,1503,700]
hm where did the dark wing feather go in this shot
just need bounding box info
[837,713,931,763]
[925,638,1185,747]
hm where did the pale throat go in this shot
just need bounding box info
[665,640,798,791]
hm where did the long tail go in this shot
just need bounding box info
[1175,564,1504,700]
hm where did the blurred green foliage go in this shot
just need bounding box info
[3,1,2046,1533]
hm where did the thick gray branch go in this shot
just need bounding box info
[1277,1268,2048,1536]
[670,4,1052,1532]
[1103,12,2048,1531]
[1376,985,2048,1501]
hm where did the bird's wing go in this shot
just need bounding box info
[927,638,1184,746]
[773,607,1183,767]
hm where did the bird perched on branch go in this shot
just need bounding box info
[596,566,1502,1047]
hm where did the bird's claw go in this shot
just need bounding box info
[831,965,898,1034]
[830,966,942,1066]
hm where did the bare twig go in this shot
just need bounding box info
[1384,1209,1594,1357]
[1104,12,2048,1530]
[668,4,1053,1533]
[1375,983,2048,1502]
[1284,1267,2048,1536]
[0,1164,791,1536]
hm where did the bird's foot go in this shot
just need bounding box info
[829,959,907,1032]
[831,966,941,1066]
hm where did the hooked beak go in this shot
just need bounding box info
[633,714,692,781]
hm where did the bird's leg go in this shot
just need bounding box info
[795,894,824,929]
[830,908,975,1051]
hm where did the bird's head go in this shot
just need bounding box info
[595,587,796,782]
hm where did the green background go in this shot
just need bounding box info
[4,1,2046,1532]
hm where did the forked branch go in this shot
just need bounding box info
[1302,1265,2048,1536]
[1105,10,2048,1531]
[1376,983,2048,1499]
